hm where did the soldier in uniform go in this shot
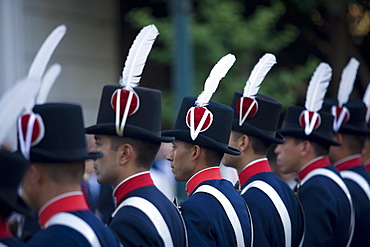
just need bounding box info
[0,149,30,247]
[164,96,252,247]
[87,85,187,247]
[322,98,370,246]
[19,103,122,247]
[163,54,252,247]
[222,53,304,246]
[274,63,354,246]
[223,91,305,246]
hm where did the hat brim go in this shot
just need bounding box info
[162,130,241,155]
[86,123,174,143]
[338,125,368,136]
[30,148,102,163]
[278,128,341,146]
[0,190,32,217]
[232,121,285,144]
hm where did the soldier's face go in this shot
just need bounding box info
[91,135,121,187]
[166,140,194,182]
[274,137,301,174]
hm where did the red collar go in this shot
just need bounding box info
[364,159,370,172]
[39,192,89,228]
[186,167,222,195]
[298,156,331,181]
[114,172,154,205]
[239,158,271,186]
[0,219,11,239]
[333,154,363,171]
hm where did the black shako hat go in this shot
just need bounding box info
[86,85,173,143]
[279,105,341,146]
[321,98,367,135]
[18,103,102,163]
[231,92,284,144]
[0,149,32,216]
[162,96,241,155]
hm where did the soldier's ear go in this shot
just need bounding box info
[117,143,134,166]
[300,140,312,157]
[190,145,201,161]
[332,132,343,143]
[239,134,250,152]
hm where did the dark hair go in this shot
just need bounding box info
[342,133,365,154]
[182,141,223,167]
[40,162,84,184]
[232,131,270,155]
[109,136,160,169]
[293,138,329,156]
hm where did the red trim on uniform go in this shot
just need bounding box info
[364,159,370,172]
[0,219,11,238]
[298,156,331,181]
[239,158,272,186]
[334,155,363,171]
[39,192,89,228]
[114,172,154,205]
[186,167,222,195]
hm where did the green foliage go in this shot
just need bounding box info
[125,0,321,124]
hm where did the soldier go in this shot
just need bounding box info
[274,62,354,246]
[86,24,187,247]
[20,103,122,247]
[321,58,370,247]
[223,54,305,246]
[87,85,187,247]
[0,149,30,247]
[164,54,252,246]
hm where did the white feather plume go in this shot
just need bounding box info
[36,63,62,104]
[0,78,42,145]
[363,83,370,107]
[120,24,159,91]
[195,54,236,107]
[363,83,370,123]
[27,25,66,80]
[305,62,332,112]
[243,53,276,98]
[337,57,359,106]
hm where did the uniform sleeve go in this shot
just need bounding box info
[109,206,163,247]
[299,182,336,247]
[180,200,215,247]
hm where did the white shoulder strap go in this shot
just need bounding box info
[241,180,293,247]
[0,243,9,247]
[46,212,101,247]
[113,196,174,247]
[194,185,245,247]
[341,170,370,202]
[300,168,354,247]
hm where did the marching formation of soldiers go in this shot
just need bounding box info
[1,23,370,247]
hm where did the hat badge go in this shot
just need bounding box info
[299,110,321,135]
[18,112,45,159]
[186,106,213,140]
[111,88,140,116]
[111,88,140,136]
[331,105,350,132]
[236,96,258,126]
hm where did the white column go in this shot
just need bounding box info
[0,0,25,93]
